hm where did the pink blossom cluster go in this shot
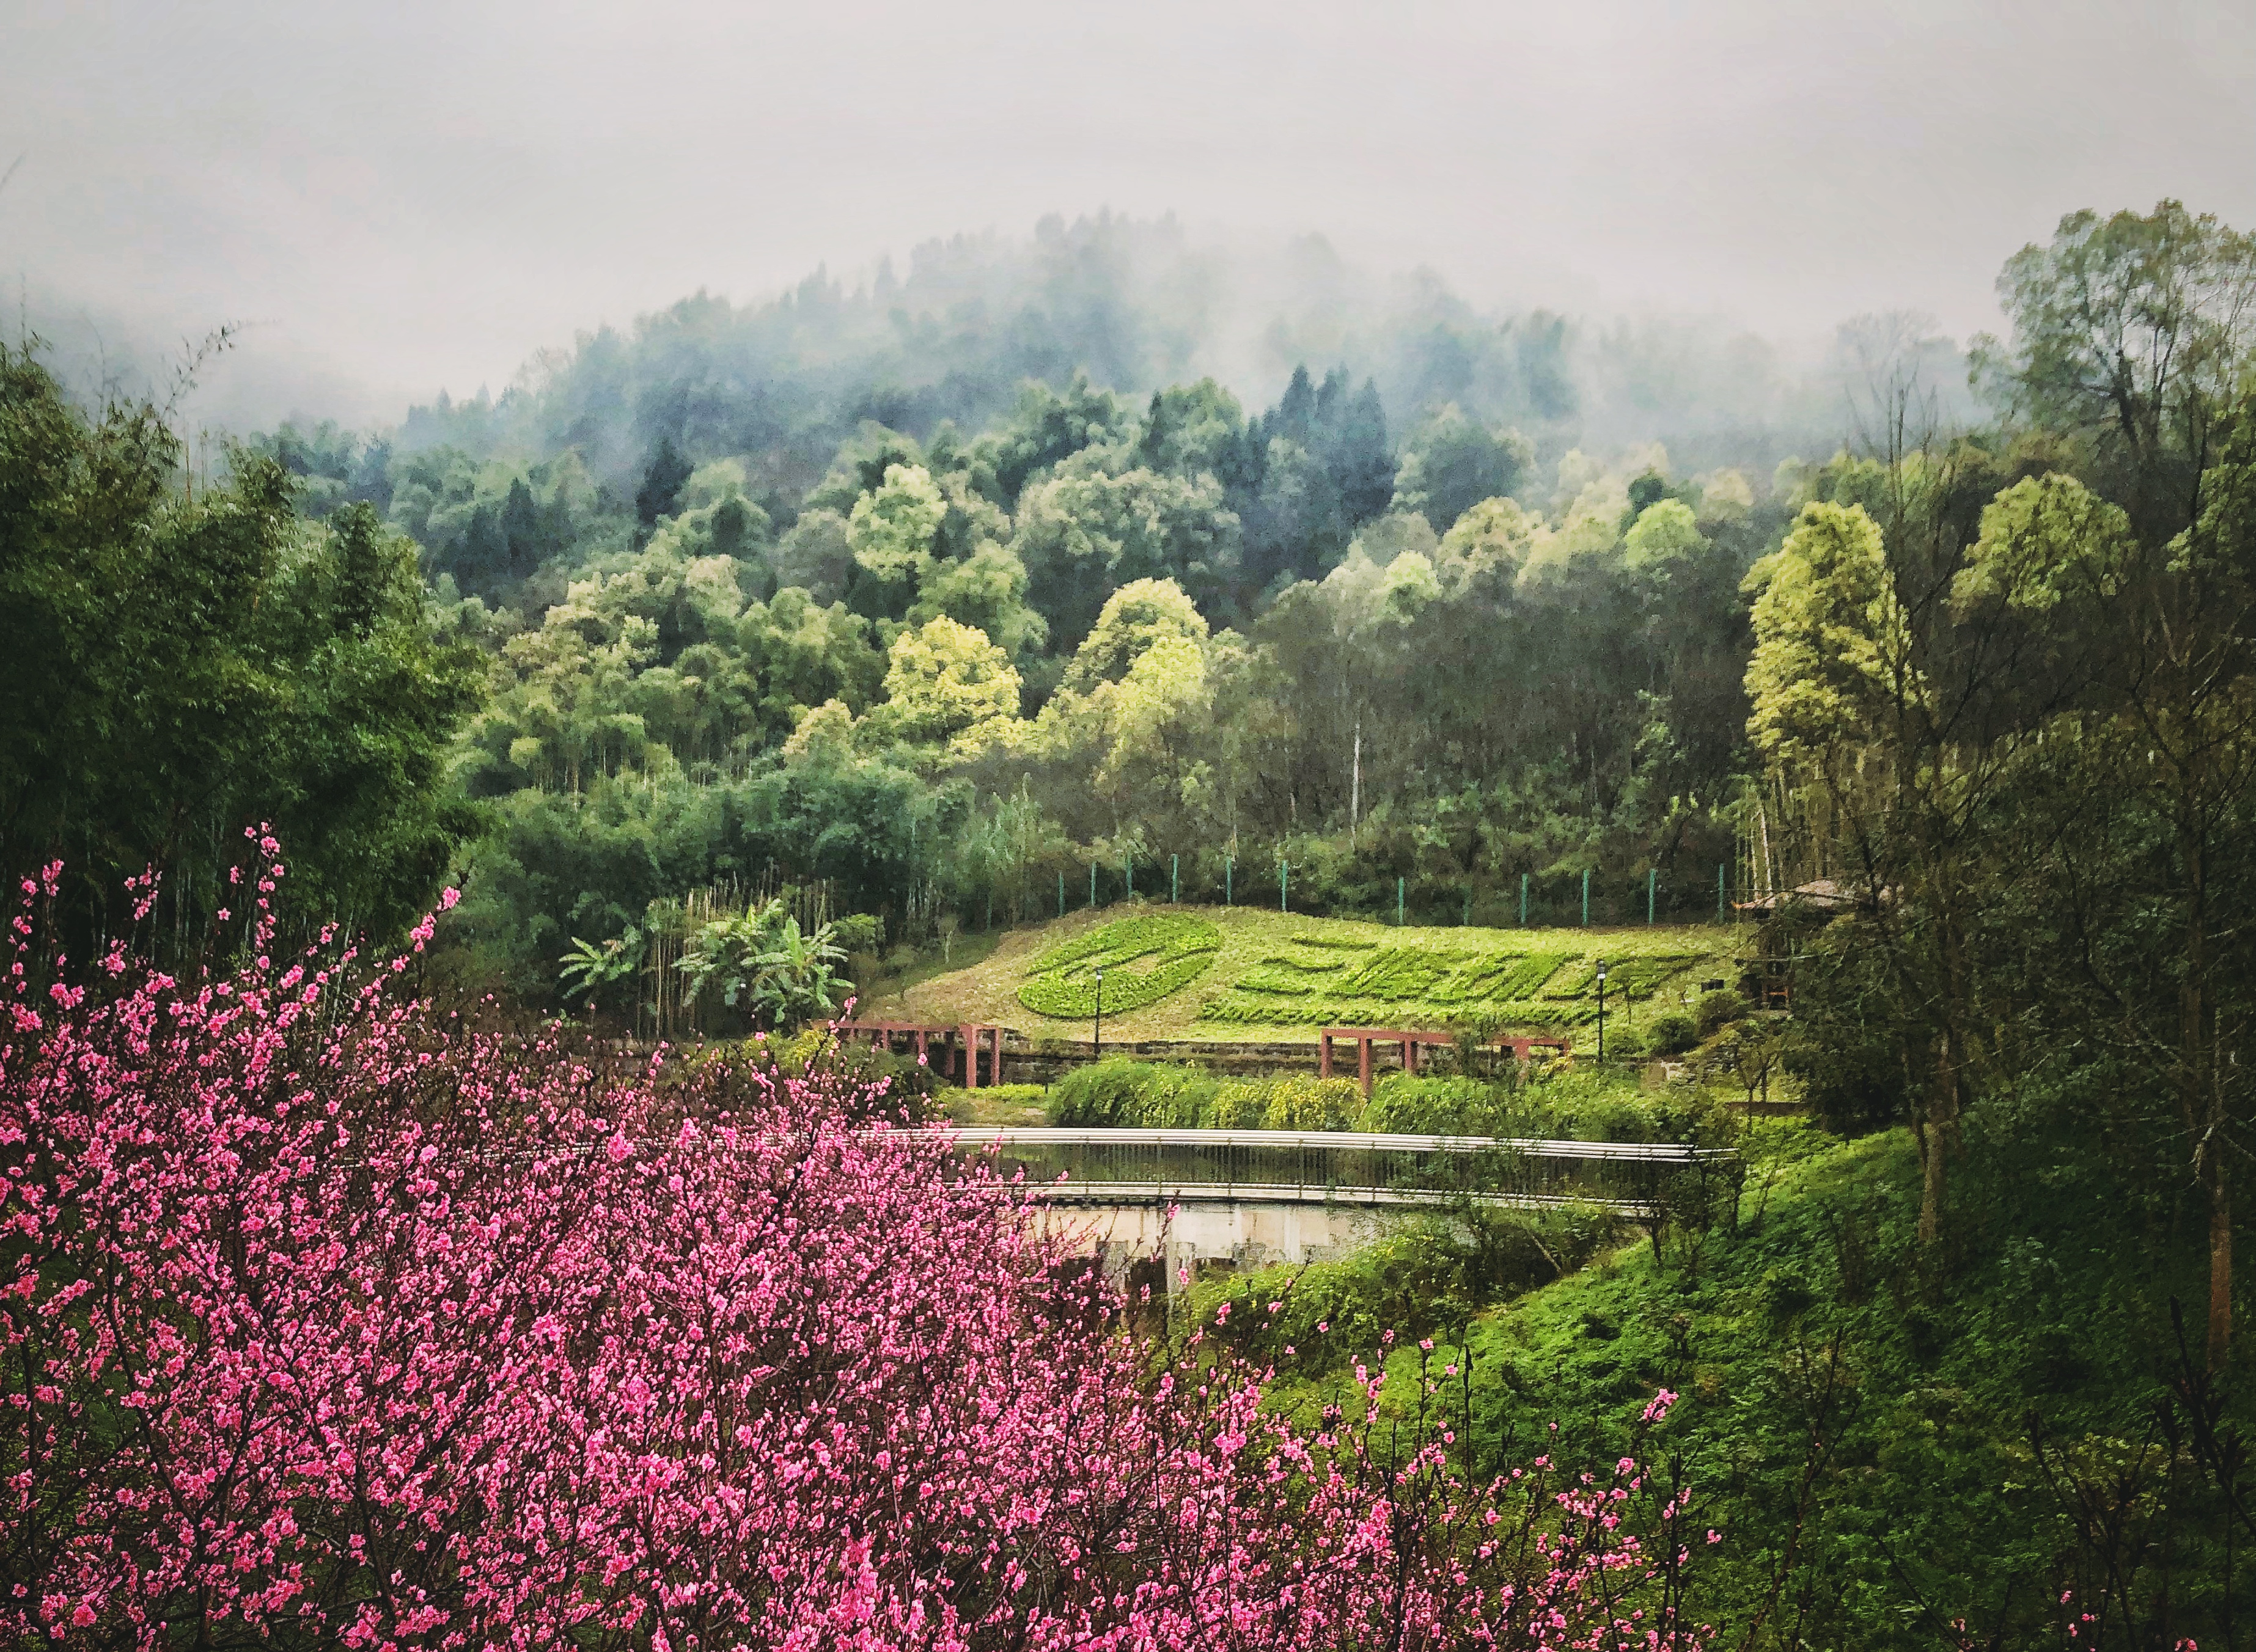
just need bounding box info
[1,843,1707,1648]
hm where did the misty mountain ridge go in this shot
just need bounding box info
[401,213,1975,490]
[29,212,1975,490]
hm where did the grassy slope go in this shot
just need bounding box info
[1196,1125,2246,1648]
[888,901,1743,1043]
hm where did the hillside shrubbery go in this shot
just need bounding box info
[1046,1056,1735,1147]
[1046,1058,1363,1129]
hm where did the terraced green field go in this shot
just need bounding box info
[893,903,1744,1042]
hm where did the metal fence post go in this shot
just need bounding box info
[1397,876,1405,927]
[1057,870,1065,918]
[1582,868,1590,927]
[1648,867,1656,925]
[1125,857,1133,899]
[1089,863,1096,909]
[1280,861,1289,912]
[1171,854,1178,903]
[1521,872,1529,927]
[1225,856,1233,906]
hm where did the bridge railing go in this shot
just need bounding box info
[943,1126,1732,1210]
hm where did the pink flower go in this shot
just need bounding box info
[0,848,1711,1650]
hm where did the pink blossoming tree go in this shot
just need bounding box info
[1,840,1705,1648]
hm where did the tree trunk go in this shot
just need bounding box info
[1350,719,1361,851]
[2209,1140,2233,1370]
[2181,808,2228,1367]
[1917,1038,1954,1247]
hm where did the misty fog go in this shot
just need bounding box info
[7,0,2251,446]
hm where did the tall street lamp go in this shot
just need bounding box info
[1595,959,1608,1063]
[1092,967,1104,1061]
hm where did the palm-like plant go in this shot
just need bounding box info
[677,901,852,1032]
[676,902,781,1011]
[745,916,848,1030]
[557,927,644,1019]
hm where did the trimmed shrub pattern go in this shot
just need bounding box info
[1194,931,1710,1030]
[1016,914,1221,1019]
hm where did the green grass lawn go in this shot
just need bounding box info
[892,900,1745,1043]
[939,1082,1051,1125]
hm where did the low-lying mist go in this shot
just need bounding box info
[23,213,1979,478]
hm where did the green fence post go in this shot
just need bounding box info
[1718,861,1726,920]
[1520,872,1529,926]
[1648,868,1656,925]
[1280,861,1289,912]
[1397,877,1405,927]
[1582,868,1590,927]
[1171,854,1178,903]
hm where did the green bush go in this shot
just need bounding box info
[1246,1074,1367,1129]
[1515,1068,1735,1148]
[1188,1208,1620,1364]
[1694,987,1744,1038]
[1046,1059,1363,1129]
[1045,1056,1736,1146]
[1048,1059,1178,1126]
[1647,1011,1699,1055]
[1601,1022,1648,1059]
[1017,914,1221,1018]
[1361,1075,1515,1136]
[947,1082,1049,1116]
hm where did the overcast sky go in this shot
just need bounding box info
[6,0,2252,430]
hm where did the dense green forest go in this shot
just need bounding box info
[178,216,1854,997]
[7,197,2256,1645]
[6,208,2239,1016]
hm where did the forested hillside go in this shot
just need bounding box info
[191,215,1890,1004]
[8,204,2244,1062]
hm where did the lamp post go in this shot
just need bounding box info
[1092,967,1104,1060]
[1595,959,1608,1063]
